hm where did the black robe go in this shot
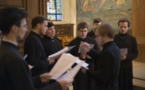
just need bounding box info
[87,41,120,90]
[87,30,96,39]
[0,41,62,90]
[42,35,63,72]
[68,36,98,90]
[0,41,35,90]
[114,33,138,90]
[24,31,48,77]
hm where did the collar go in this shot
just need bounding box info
[2,39,18,46]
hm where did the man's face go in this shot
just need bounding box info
[93,22,101,27]
[118,22,129,34]
[40,20,48,35]
[46,26,55,38]
[17,18,28,41]
[78,28,88,39]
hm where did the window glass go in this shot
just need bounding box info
[47,0,62,21]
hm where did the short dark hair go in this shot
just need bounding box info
[93,18,102,24]
[47,22,54,28]
[0,7,28,35]
[31,15,48,29]
[77,22,88,31]
[98,23,114,39]
[118,18,130,27]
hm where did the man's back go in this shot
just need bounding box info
[95,41,120,90]
[0,41,35,90]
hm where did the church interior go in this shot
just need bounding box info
[0,0,145,90]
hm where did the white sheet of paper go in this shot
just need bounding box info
[78,41,94,53]
[49,53,79,80]
[48,45,75,60]
[75,59,88,69]
[120,48,128,55]
[23,54,28,60]
[57,61,84,82]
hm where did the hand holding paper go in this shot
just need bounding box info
[49,53,88,81]
[49,53,78,80]
[78,41,94,53]
[120,48,128,56]
[57,61,85,82]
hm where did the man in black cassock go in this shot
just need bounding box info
[42,22,63,72]
[24,16,49,78]
[114,18,138,90]
[24,16,71,89]
[81,23,120,90]
[68,22,98,90]
[0,7,68,90]
[87,18,102,39]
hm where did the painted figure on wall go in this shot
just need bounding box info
[82,0,127,12]
[83,0,95,12]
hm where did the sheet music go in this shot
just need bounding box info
[78,41,94,53]
[49,53,79,80]
[120,48,128,55]
[57,61,84,82]
[48,45,75,60]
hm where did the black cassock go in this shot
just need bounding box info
[68,36,98,90]
[24,32,48,76]
[87,41,120,90]
[114,33,138,90]
[0,41,62,90]
[87,30,96,39]
[0,41,36,90]
[42,36,63,71]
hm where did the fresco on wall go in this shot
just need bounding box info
[77,0,132,33]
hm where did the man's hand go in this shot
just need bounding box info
[80,53,87,59]
[48,58,55,65]
[80,42,91,52]
[120,55,126,61]
[59,80,72,90]
[81,67,87,74]
[40,73,51,83]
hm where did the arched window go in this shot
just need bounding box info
[47,0,62,21]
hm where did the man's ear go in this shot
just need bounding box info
[37,23,41,28]
[11,25,18,33]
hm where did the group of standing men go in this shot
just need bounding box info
[69,18,138,90]
[0,7,138,90]
[0,7,71,90]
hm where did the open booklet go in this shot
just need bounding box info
[57,61,85,82]
[49,53,88,80]
[48,45,75,60]
[78,41,94,53]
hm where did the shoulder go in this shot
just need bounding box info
[54,36,61,41]
[68,37,78,46]
[4,50,25,66]
[114,34,119,38]
[88,31,93,35]
[86,36,96,43]
[128,34,137,41]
